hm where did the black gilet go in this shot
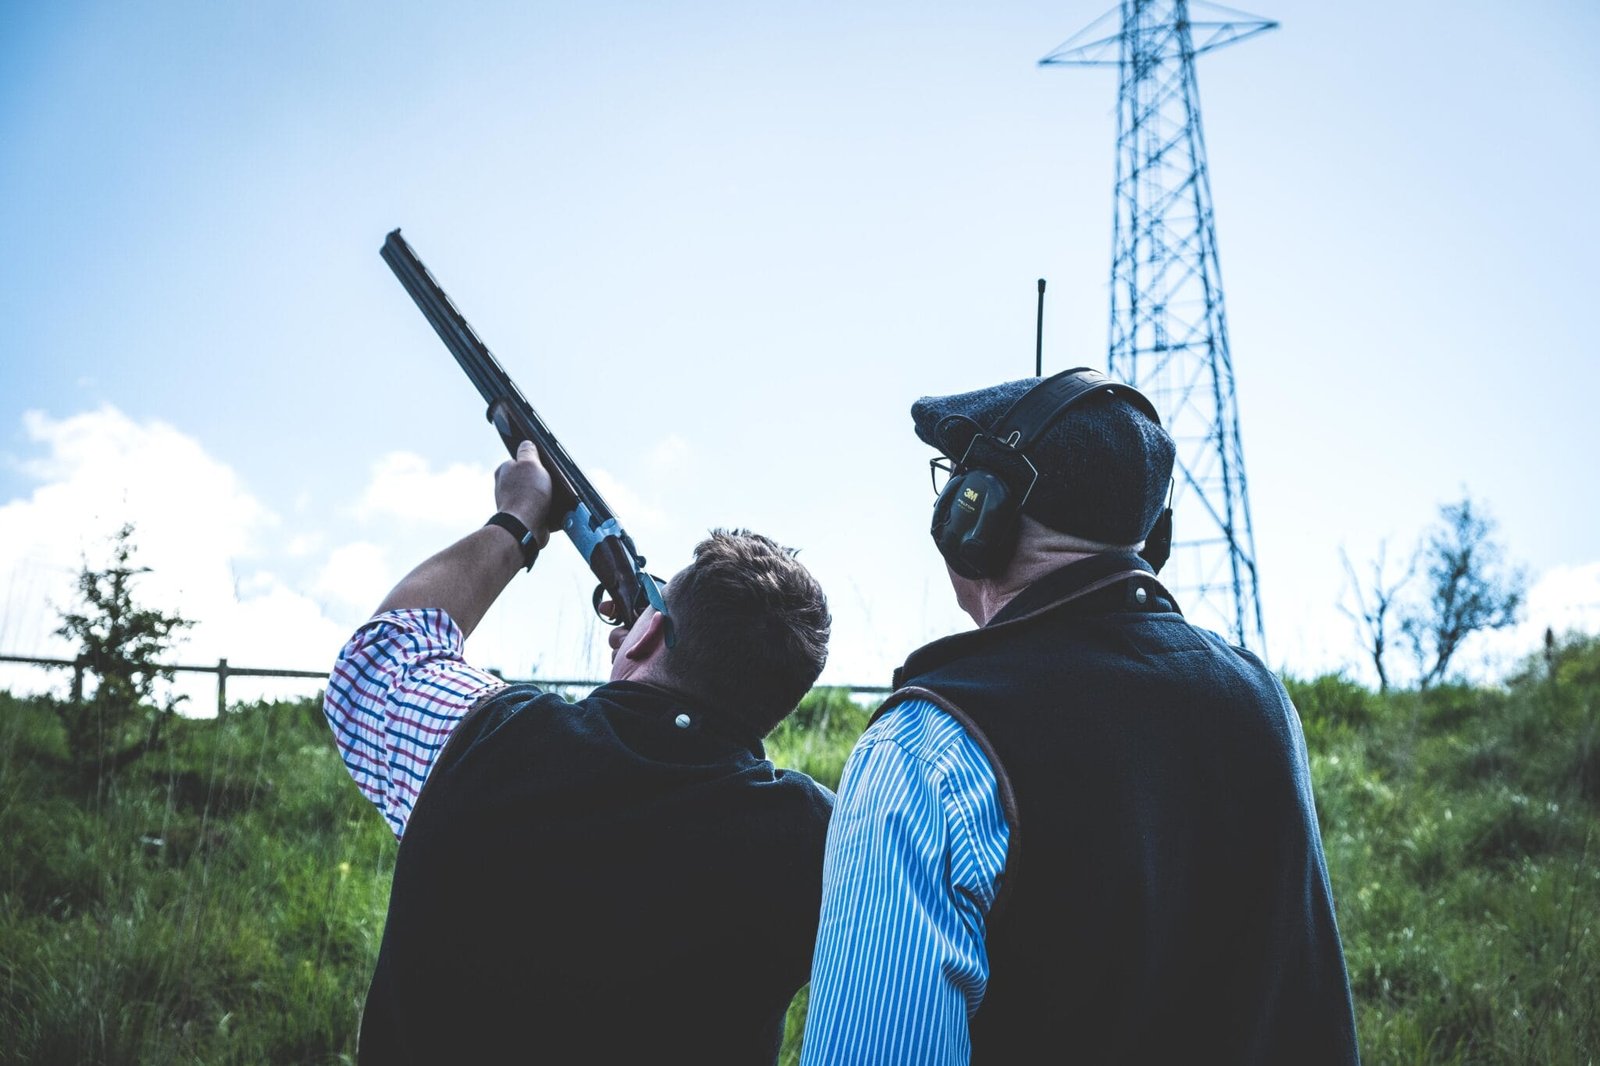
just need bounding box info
[882,552,1359,1065]
[358,680,832,1065]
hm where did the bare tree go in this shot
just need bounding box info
[1339,541,1415,692]
[1402,496,1526,688]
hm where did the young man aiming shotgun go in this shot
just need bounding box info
[324,233,833,1064]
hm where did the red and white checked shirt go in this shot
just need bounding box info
[323,608,506,839]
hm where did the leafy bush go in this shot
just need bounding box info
[51,524,194,786]
[1286,672,1378,737]
[767,686,871,791]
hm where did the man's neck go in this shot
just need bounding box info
[969,548,1101,626]
[963,519,1143,626]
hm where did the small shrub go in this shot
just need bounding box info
[1455,737,1513,785]
[768,687,871,791]
[1286,673,1378,735]
[1460,790,1566,869]
[1570,728,1600,807]
[1418,683,1485,733]
[51,524,193,785]
[1551,632,1600,690]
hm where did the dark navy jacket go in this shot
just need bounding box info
[359,681,832,1065]
[883,552,1359,1064]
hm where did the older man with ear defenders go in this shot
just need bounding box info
[801,368,1359,1064]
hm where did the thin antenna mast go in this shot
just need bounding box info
[1035,278,1047,377]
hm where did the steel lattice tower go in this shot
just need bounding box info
[1041,1,1274,650]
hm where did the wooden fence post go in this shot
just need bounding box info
[216,657,229,718]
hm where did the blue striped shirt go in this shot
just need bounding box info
[802,697,1011,1065]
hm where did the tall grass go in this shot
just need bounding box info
[1293,637,1600,1063]
[3,640,1599,1063]
[766,686,871,793]
[0,694,393,1064]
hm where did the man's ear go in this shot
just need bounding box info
[622,610,670,662]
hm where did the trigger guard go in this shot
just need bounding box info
[592,583,623,626]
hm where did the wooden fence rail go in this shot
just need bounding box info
[0,653,892,715]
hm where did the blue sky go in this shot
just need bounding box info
[3,0,1597,704]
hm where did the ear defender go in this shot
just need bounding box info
[931,467,1023,579]
[1139,505,1173,573]
[926,367,1168,581]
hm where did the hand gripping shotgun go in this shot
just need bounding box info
[380,228,671,635]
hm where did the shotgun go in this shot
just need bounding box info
[380,228,670,633]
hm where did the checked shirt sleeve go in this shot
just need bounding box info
[323,608,507,840]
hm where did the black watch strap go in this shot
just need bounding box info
[485,512,541,571]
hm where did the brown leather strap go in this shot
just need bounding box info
[987,568,1151,629]
[869,568,1155,917]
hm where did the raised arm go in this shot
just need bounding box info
[374,440,553,636]
[324,440,554,839]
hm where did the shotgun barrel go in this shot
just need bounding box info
[380,228,668,631]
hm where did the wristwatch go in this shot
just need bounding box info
[485,512,541,571]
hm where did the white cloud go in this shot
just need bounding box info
[0,407,354,708]
[285,532,324,558]
[356,451,493,526]
[0,409,664,707]
[646,433,691,472]
[1525,562,1600,636]
[588,466,662,528]
[0,407,274,670]
[313,541,393,613]
[203,572,350,673]
[1473,561,1600,680]
[10,406,270,566]
[353,448,664,532]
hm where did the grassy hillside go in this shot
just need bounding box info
[2,640,1597,1063]
[1294,640,1600,1063]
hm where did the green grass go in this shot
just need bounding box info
[766,686,872,793]
[1292,638,1600,1063]
[0,695,394,1064]
[3,640,1599,1063]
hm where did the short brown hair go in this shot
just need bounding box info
[658,529,830,736]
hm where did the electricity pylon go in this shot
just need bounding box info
[1042,0,1274,651]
